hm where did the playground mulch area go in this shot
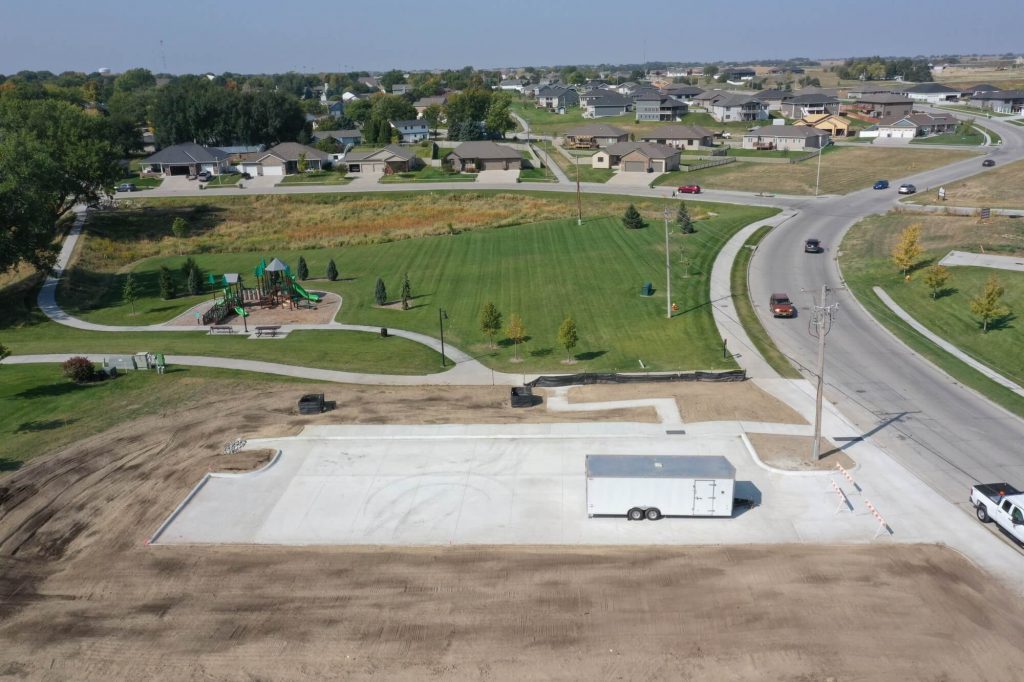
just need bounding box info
[4,383,1024,678]
[165,292,342,327]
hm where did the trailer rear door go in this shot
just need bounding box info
[693,480,717,515]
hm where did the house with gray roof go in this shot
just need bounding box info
[848,93,914,119]
[141,143,232,176]
[536,85,579,111]
[582,90,631,118]
[971,90,1024,114]
[639,125,716,150]
[903,83,961,104]
[741,125,830,151]
[591,142,680,173]
[661,85,704,102]
[341,145,419,174]
[634,94,688,122]
[709,94,768,123]
[752,89,792,111]
[779,94,840,119]
[447,141,522,172]
[237,143,330,177]
[874,112,958,139]
[390,119,429,143]
[563,124,630,149]
[311,129,363,147]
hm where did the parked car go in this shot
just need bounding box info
[769,293,795,318]
[116,183,137,192]
[898,183,917,195]
[982,159,996,167]
[873,180,889,190]
[677,184,701,194]
[197,170,213,181]
[804,238,823,253]
[971,482,1024,544]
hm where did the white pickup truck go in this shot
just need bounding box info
[971,483,1024,543]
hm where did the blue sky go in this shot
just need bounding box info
[1,0,1021,74]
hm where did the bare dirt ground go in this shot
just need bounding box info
[747,433,854,471]
[4,386,1024,679]
[568,380,808,424]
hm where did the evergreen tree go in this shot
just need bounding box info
[558,316,579,362]
[326,259,338,281]
[158,265,177,300]
[400,273,412,310]
[297,256,309,281]
[676,201,694,233]
[187,267,201,296]
[122,272,139,315]
[480,302,502,348]
[622,204,645,230]
[375,277,387,306]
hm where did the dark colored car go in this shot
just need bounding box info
[770,293,796,318]
[116,183,137,192]
[873,180,889,190]
[804,238,823,253]
[677,184,701,194]
[898,183,917,195]
[983,159,996,167]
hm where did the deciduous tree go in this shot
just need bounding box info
[558,316,579,362]
[970,275,1010,332]
[891,223,923,277]
[506,313,526,360]
[923,264,950,300]
[480,302,502,348]
[122,272,139,315]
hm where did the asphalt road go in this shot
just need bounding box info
[748,113,1024,506]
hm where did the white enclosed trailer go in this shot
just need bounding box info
[586,455,735,520]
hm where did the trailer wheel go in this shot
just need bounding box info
[976,504,991,523]
[627,508,645,521]
[645,508,662,521]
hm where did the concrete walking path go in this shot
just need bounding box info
[939,249,1024,272]
[873,287,1024,398]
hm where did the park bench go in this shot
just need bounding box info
[255,325,282,338]
[209,325,234,334]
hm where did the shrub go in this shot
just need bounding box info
[62,356,96,383]
[297,256,309,281]
[326,259,338,281]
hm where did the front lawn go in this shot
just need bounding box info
[910,131,985,146]
[378,166,476,183]
[278,171,351,185]
[536,142,614,183]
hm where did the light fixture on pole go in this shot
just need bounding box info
[575,154,583,226]
[663,208,672,319]
[438,308,449,367]
[807,285,839,460]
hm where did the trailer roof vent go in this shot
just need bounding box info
[654,462,663,468]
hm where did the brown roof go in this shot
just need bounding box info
[604,142,679,160]
[448,141,521,160]
[258,142,329,163]
[640,125,715,141]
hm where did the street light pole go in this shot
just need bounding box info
[575,154,583,226]
[664,208,672,319]
[809,285,839,460]
[815,140,824,197]
[438,308,448,367]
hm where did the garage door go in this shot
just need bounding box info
[623,161,644,173]
[262,165,284,176]
[651,160,665,173]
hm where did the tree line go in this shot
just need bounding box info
[834,57,932,82]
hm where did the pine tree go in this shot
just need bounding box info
[923,264,950,300]
[970,274,1010,332]
[622,204,645,230]
[122,272,139,315]
[558,316,579,362]
[374,277,387,306]
[158,266,177,300]
[401,273,412,310]
[326,259,338,281]
[480,302,502,348]
[891,224,923,277]
[506,312,526,360]
[187,267,201,296]
[676,201,694,233]
[297,256,309,281]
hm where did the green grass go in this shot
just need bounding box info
[974,124,1001,145]
[730,226,802,379]
[38,201,777,373]
[204,173,242,187]
[537,142,614,183]
[939,104,1012,117]
[910,131,985,146]
[0,364,323,473]
[378,166,476,183]
[512,100,755,139]
[839,212,1024,417]
[278,171,351,185]
[518,165,558,183]
[724,148,811,159]
[1007,119,1024,127]
[115,174,164,189]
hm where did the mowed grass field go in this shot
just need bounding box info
[655,146,978,195]
[511,100,756,138]
[44,194,776,372]
[840,212,1024,415]
[906,158,1024,208]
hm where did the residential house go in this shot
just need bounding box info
[238,143,330,176]
[414,95,448,116]
[536,85,579,111]
[719,68,756,83]
[639,124,716,150]
[847,93,914,119]
[903,83,961,104]
[634,94,688,122]
[614,82,639,95]
[327,100,345,117]
[563,124,630,149]
[847,84,906,99]
[498,79,525,93]
[141,143,232,176]
[691,89,729,109]
[971,90,1024,114]
[390,119,430,143]
[779,94,840,119]
[447,141,522,171]
[311,129,363,147]
[341,145,420,174]
[741,125,830,151]
[752,89,791,112]
[794,114,851,137]
[709,94,768,123]
[358,76,383,91]
[964,83,999,98]
[591,142,680,173]
[661,85,704,102]
[582,90,631,118]
[391,84,410,95]
[875,112,960,139]
[796,87,841,99]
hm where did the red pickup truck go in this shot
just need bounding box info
[770,293,795,318]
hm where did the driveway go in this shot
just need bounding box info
[605,170,661,187]
[244,174,281,190]
[476,169,520,184]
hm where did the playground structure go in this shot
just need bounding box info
[201,257,322,326]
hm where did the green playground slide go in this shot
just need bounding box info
[234,306,249,317]
[290,279,321,303]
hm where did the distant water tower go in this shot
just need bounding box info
[98,67,112,76]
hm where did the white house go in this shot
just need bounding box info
[498,79,525,93]
[390,119,430,142]
[741,125,830,151]
[903,83,961,104]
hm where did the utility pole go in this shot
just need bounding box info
[438,308,448,367]
[808,285,839,460]
[575,153,582,225]
[663,208,672,319]
[814,140,827,197]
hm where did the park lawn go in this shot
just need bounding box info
[378,167,476,183]
[653,146,978,195]
[905,158,1024,208]
[278,171,351,185]
[49,200,777,372]
[839,211,1024,416]
[910,131,985,146]
[512,100,752,139]
[0,364,322,473]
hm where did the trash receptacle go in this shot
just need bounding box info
[380,327,388,337]
[641,282,653,296]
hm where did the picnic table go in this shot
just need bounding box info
[255,325,282,338]
[209,325,234,334]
